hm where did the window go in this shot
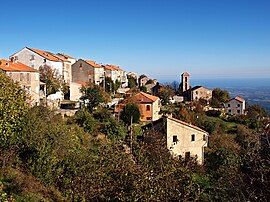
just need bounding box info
[191,134,195,141]
[203,134,207,141]
[146,117,152,120]
[43,59,46,63]
[26,73,30,82]
[228,109,231,113]
[196,91,198,94]
[237,110,240,114]
[30,55,35,61]
[228,104,230,107]
[146,105,151,111]
[237,104,240,107]
[173,135,178,143]
[185,77,187,82]
[20,73,23,81]
[14,56,18,60]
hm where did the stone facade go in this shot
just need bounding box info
[70,82,83,101]
[166,117,208,164]
[139,75,150,87]
[180,72,190,93]
[190,86,212,101]
[0,59,40,105]
[71,59,104,85]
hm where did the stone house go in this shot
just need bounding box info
[190,86,212,101]
[115,92,161,122]
[179,72,212,102]
[103,64,128,88]
[139,75,150,87]
[127,72,138,80]
[71,59,105,85]
[224,96,246,115]
[0,59,40,105]
[10,47,73,85]
[143,116,208,164]
[70,59,104,101]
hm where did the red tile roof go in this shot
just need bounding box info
[56,53,75,59]
[0,59,38,72]
[130,92,159,103]
[228,96,245,103]
[103,64,122,71]
[234,96,245,103]
[85,60,102,68]
[27,47,69,62]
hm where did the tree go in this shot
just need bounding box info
[114,80,121,92]
[210,88,230,107]
[0,72,28,148]
[139,85,147,93]
[127,75,137,88]
[157,85,174,105]
[120,103,140,125]
[39,65,68,96]
[80,83,110,112]
[74,109,97,134]
[245,104,268,130]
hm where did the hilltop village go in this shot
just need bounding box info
[0,47,269,201]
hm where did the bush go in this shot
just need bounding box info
[0,72,28,148]
[74,109,97,134]
[206,110,221,117]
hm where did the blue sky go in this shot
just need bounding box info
[0,0,270,80]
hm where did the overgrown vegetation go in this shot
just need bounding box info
[0,72,269,201]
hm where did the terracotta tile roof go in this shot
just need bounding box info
[56,53,75,59]
[53,54,71,62]
[103,64,122,71]
[231,96,245,103]
[27,47,67,62]
[167,116,209,134]
[130,92,159,103]
[0,59,38,72]
[85,60,102,68]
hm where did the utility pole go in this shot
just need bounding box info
[130,115,133,153]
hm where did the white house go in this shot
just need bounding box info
[10,47,73,85]
[225,96,246,115]
[103,64,128,88]
[143,116,208,165]
[166,116,208,164]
